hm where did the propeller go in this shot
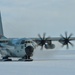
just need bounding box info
[38,33,50,49]
[60,32,74,49]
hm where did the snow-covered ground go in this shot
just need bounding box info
[0,60,75,75]
[33,49,75,60]
[0,50,75,75]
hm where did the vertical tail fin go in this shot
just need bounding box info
[0,12,4,36]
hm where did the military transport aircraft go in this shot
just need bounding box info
[0,12,75,61]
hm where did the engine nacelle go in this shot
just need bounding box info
[45,43,55,49]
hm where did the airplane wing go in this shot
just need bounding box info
[31,37,75,43]
[31,32,75,49]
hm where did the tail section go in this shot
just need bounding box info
[0,12,4,36]
[0,12,6,39]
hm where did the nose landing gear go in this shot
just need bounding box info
[19,46,34,61]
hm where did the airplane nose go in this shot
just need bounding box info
[25,46,34,56]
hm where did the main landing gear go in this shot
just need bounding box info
[19,55,33,61]
[1,56,12,61]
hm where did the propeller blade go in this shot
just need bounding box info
[65,32,67,38]
[60,32,74,49]
[68,33,73,39]
[60,34,65,39]
[69,42,74,47]
[43,33,46,40]
[38,34,42,40]
[66,43,69,49]
[37,33,51,50]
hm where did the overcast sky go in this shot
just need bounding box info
[0,0,75,50]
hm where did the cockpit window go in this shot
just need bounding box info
[25,41,32,43]
[18,39,32,44]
